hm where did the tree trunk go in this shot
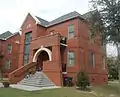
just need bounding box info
[116,44,120,84]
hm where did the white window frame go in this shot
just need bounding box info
[5,60,11,69]
[67,51,75,67]
[90,52,95,68]
[7,44,12,54]
[68,24,74,39]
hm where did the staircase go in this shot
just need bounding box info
[18,72,55,87]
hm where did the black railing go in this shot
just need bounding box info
[62,64,66,72]
[60,36,66,44]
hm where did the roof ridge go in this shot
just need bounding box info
[48,11,83,26]
[0,31,13,40]
[30,11,85,27]
[5,32,19,40]
[50,11,81,22]
[35,16,49,23]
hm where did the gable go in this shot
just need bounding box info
[21,13,37,30]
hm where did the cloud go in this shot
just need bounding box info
[0,0,89,33]
[0,0,116,56]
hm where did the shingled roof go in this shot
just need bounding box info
[35,11,85,27]
[35,16,49,27]
[0,31,12,40]
[48,11,84,26]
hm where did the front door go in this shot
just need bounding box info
[36,51,49,71]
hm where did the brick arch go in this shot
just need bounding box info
[33,47,52,62]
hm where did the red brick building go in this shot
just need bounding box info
[8,11,108,86]
[0,31,20,77]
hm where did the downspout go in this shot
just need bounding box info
[77,19,81,72]
[116,43,120,84]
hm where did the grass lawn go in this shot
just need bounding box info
[0,82,119,97]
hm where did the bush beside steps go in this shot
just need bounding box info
[76,71,90,91]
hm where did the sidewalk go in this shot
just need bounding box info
[0,83,3,87]
[10,84,60,91]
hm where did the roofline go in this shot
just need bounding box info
[0,38,5,41]
[30,13,41,24]
[21,11,88,28]
[21,13,41,29]
[46,16,86,27]
[2,32,19,40]
[46,17,78,27]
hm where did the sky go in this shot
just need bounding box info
[0,0,89,33]
[0,0,117,56]
[106,44,117,57]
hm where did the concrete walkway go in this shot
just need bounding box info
[0,83,3,88]
[10,84,60,91]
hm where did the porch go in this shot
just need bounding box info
[9,33,67,86]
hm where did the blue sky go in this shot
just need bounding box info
[0,0,117,56]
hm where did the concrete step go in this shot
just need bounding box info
[18,71,54,87]
[20,83,54,87]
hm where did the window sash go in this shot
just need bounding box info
[24,32,32,65]
[7,44,12,53]
[24,54,29,65]
[5,60,10,69]
[68,25,74,39]
[90,52,95,68]
[25,32,32,44]
[24,44,30,54]
[68,51,75,67]
[69,58,74,65]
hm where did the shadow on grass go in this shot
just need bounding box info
[76,87,91,92]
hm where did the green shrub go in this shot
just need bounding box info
[2,82,10,88]
[76,71,90,90]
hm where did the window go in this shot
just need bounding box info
[7,44,12,54]
[24,32,32,65]
[102,56,106,69]
[25,32,32,44]
[67,51,75,67]
[24,54,29,65]
[68,24,74,39]
[24,44,30,54]
[90,52,95,68]
[5,60,11,69]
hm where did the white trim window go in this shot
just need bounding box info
[90,52,95,68]
[67,51,75,67]
[7,44,12,54]
[5,60,11,69]
[68,24,74,39]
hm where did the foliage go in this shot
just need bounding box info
[76,71,90,90]
[107,57,119,80]
[88,10,107,45]
[89,0,120,44]
[89,0,120,82]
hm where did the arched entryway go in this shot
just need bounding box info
[33,47,52,71]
